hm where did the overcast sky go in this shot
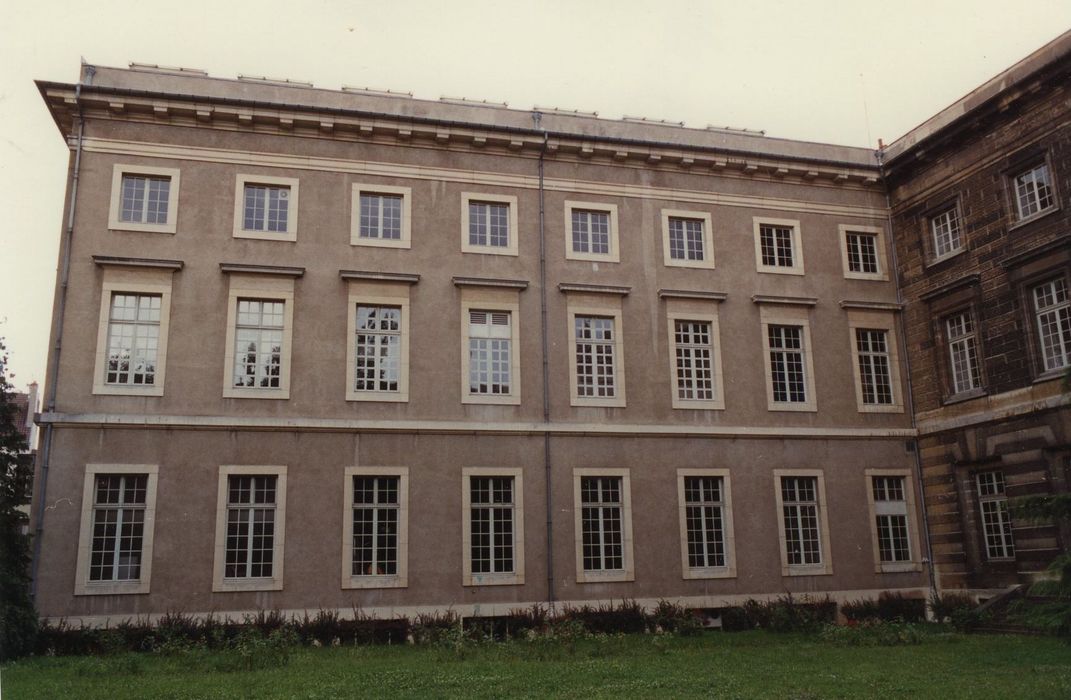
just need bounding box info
[1,0,1070,391]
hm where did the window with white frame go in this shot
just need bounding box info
[343,467,408,588]
[575,315,618,399]
[469,476,516,575]
[754,218,804,274]
[461,193,520,256]
[856,329,893,405]
[232,299,284,390]
[779,475,823,568]
[1013,162,1055,220]
[768,325,807,404]
[674,320,715,402]
[104,293,161,388]
[75,464,158,595]
[946,312,982,394]
[931,206,963,258]
[872,476,911,564]
[845,232,879,273]
[359,193,403,241]
[684,475,726,569]
[565,201,620,262]
[976,471,1015,560]
[223,474,278,580]
[661,210,715,269]
[355,305,402,393]
[233,175,299,241]
[351,475,400,577]
[580,476,624,572]
[1033,277,1071,372]
[468,311,512,396]
[108,165,180,234]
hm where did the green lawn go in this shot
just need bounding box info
[2,631,1069,699]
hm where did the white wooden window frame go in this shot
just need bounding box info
[346,281,411,402]
[460,287,521,405]
[108,164,181,234]
[564,201,620,263]
[566,294,626,408]
[1012,162,1057,222]
[92,267,174,397]
[666,301,724,410]
[351,183,412,249]
[846,310,904,413]
[929,205,964,261]
[74,463,159,596]
[753,217,804,275]
[677,468,736,579]
[946,310,983,396]
[773,469,833,577]
[759,305,817,412]
[232,174,299,242]
[222,274,295,400]
[864,469,923,574]
[462,467,525,586]
[461,192,519,256]
[573,468,634,584]
[212,465,287,592]
[342,466,409,589]
[976,471,1016,561]
[838,224,888,281]
[661,209,715,269]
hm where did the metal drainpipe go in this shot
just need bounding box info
[534,112,555,605]
[878,147,939,600]
[30,76,88,598]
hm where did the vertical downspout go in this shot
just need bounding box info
[534,112,554,605]
[31,74,89,598]
[878,146,939,599]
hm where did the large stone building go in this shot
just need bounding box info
[884,32,1071,591]
[32,31,1071,623]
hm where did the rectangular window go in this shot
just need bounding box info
[976,471,1015,560]
[343,467,408,588]
[931,207,962,258]
[845,232,878,274]
[774,473,831,575]
[674,320,714,402]
[669,218,704,261]
[581,476,624,571]
[754,217,804,275]
[947,312,982,393]
[354,305,401,393]
[213,466,287,591]
[872,476,911,563]
[575,315,617,399]
[1033,278,1071,372]
[768,325,806,403]
[232,299,284,389]
[359,193,403,240]
[233,174,299,241]
[565,201,620,262]
[1013,163,1055,220]
[351,475,399,577]
[661,210,715,269]
[108,165,180,234]
[469,476,516,574]
[468,311,512,396]
[469,202,510,248]
[684,476,726,568]
[105,293,161,387]
[856,329,893,405]
[224,474,277,579]
[75,464,159,595]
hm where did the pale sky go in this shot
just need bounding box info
[2,0,1070,391]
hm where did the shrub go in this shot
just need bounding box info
[650,600,703,636]
[930,591,977,623]
[225,626,299,671]
[877,592,926,622]
[738,595,836,633]
[245,609,288,636]
[562,600,647,634]
[411,610,461,644]
[718,606,752,632]
[295,609,343,646]
[841,598,881,622]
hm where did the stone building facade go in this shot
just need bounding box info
[884,32,1071,592]
[31,63,929,624]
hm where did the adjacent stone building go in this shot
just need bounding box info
[32,62,928,623]
[884,31,1071,592]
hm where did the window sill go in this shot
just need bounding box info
[926,247,967,269]
[464,572,524,586]
[571,397,627,408]
[672,401,725,411]
[75,581,150,596]
[756,266,805,276]
[1033,368,1068,385]
[343,575,407,590]
[1007,205,1060,233]
[577,570,634,584]
[223,387,291,400]
[463,394,522,406]
[843,271,889,282]
[347,391,408,403]
[214,578,283,593]
[351,236,411,249]
[682,567,735,580]
[857,403,904,414]
[942,387,987,406]
[93,385,165,397]
[462,246,519,257]
[767,402,818,413]
[877,562,922,574]
[664,258,716,270]
[233,229,297,243]
[566,253,620,264]
[782,566,833,577]
[109,223,177,235]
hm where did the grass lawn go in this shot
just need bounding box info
[2,630,1069,699]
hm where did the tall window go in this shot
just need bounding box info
[872,476,911,564]
[768,325,806,403]
[355,305,401,393]
[674,320,714,401]
[351,476,399,577]
[1033,278,1071,372]
[668,217,705,261]
[844,231,879,274]
[120,174,171,225]
[224,475,277,579]
[931,207,962,258]
[947,312,982,393]
[469,476,516,575]
[359,193,403,240]
[760,224,795,268]
[1013,163,1055,220]
[856,329,893,405]
[780,476,822,567]
[572,210,610,255]
[243,183,291,233]
[580,476,624,572]
[105,293,160,387]
[575,316,617,399]
[469,311,512,396]
[233,299,284,389]
[976,472,1015,560]
[468,201,510,249]
[88,474,148,582]
[683,476,726,569]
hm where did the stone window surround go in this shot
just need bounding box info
[107,164,181,234]
[342,466,409,589]
[212,464,288,593]
[864,468,924,574]
[676,468,736,579]
[461,467,525,587]
[572,467,635,584]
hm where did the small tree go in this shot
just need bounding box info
[0,337,37,659]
